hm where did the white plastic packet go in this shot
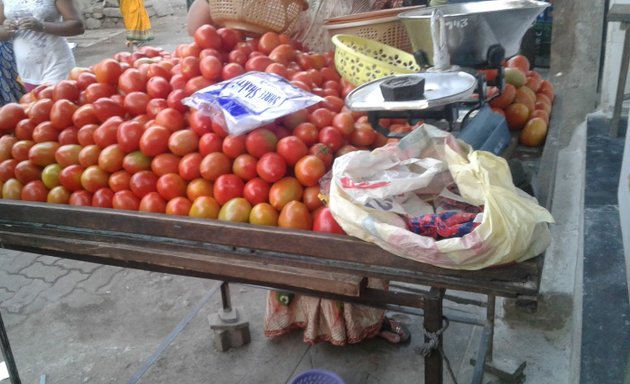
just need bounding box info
[183,72,323,136]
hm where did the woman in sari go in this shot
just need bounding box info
[0,40,23,104]
[119,0,153,47]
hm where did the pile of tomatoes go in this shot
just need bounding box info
[0,26,401,234]
[483,54,555,147]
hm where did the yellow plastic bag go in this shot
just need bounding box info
[328,124,554,270]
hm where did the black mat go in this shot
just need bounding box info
[580,115,630,384]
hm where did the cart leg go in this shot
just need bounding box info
[0,311,21,384]
[208,282,251,351]
[470,295,526,384]
[424,288,445,384]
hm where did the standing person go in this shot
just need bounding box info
[119,0,154,48]
[0,0,84,92]
[0,41,23,104]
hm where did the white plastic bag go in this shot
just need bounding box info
[183,72,323,136]
[328,124,555,270]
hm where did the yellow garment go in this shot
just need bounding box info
[120,0,154,43]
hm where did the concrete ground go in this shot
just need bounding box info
[0,3,601,384]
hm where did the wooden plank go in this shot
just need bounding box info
[0,201,541,297]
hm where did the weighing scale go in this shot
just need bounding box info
[345,0,550,156]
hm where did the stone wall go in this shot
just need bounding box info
[77,0,176,30]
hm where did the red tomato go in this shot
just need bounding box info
[139,125,170,156]
[98,144,125,173]
[11,140,34,162]
[268,176,303,211]
[312,207,345,234]
[109,170,131,192]
[155,108,185,132]
[122,150,152,174]
[278,200,312,229]
[350,123,376,147]
[232,153,258,181]
[186,177,214,201]
[84,83,116,104]
[76,72,97,91]
[294,155,325,187]
[32,122,58,143]
[145,98,168,118]
[217,28,242,51]
[59,164,84,191]
[200,56,223,81]
[93,97,125,123]
[146,76,172,99]
[14,119,35,140]
[184,76,212,96]
[2,178,22,199]
[58,127,79,145]
[318,126,344,152]
[72,104,99,128]
[243,177,269,205]
[0,159,16,182]
[256,152,286,183]
[67,190,92,206]
[189,195,220,218]
[178,152,202,181]
[167,129,198,157]
[77,124,97,146]
[293,122,319,146]
[80,165,110,193]
[166,89,187,113]
[139,191,167,213]
[47,185,70,204]
[52,80,80,102]
[93,116,123,148]
[194,24,221,50]
[321,96,344,113]
[112,190,140,210]
[28,141,59,166]
[151,153,180,176]
[123,92,151,116]
[213,173,244,205]
[28,98,53,125]
[21,180,48,202]
[188,110,213,136]
[129,170,158,198]
[0,103,26,133]
[94,58,122,85]
[332,112,355,137]
[165,196,192,216]
[78,144,101,168]
[169,73,187,90]
[180,56,201,80]
[147,62,172,80]
[199,152,231,181]
[222,135,246,159]
[53,144,81,168]
[199,132,223,155]
[118,68,147,95]
[49,99,78,130]
[276,136,308,166]
[222,63,245,80]
[309,143,333,169]
[302,185,322,211]
[245,128,277,158]
[309,108,335,130]
[258,32,280,55]
[156,173,187,200]
[116,120,143,153]
[92,187,114,208]
[245,55,273,72]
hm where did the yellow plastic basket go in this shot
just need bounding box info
[332,34,420,87]
[325,17,413,53]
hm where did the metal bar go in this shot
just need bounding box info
[471,324,493,384]
[424,288,444,384]
[610,26,630,137]
[0,311,21,384]
[486,295,496,362]
[220,282,232,311]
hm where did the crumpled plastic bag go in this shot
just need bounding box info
[328,124,555,270]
